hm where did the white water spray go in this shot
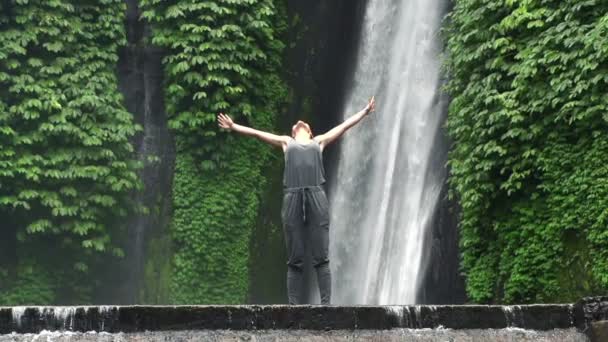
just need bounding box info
[329,0,448,304]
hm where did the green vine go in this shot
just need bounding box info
[444,0,608,303]
[0,0,141,303]
[140,0,288,303]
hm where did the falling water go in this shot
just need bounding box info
[329,0,449,304]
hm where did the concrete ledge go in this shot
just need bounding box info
[0,304,581,334]
[0,297,605,336]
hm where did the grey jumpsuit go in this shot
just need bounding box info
[281,137,331,305]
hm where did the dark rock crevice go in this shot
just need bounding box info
[248,0,368,304]
[98,0,175,305]
[416,98,467,304]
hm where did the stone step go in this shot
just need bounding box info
[0,297,606,341]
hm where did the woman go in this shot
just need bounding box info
[217,96,376,304]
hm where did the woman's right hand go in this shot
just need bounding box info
[217,112,234,130]
[364,96,376,115]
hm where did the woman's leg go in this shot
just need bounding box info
[286,264,304,304]
[308,189,332,305]
[315,262,331,305]
[281,192,306,304]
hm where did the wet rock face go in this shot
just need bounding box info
[248,0,368,305]
[102,0,175,305]
[580,297,608,322]
[578,297,608,341]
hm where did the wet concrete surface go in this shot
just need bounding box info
[0,327,589,342]
[1,297,607,341]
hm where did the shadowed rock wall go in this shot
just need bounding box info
[248,0,368,304]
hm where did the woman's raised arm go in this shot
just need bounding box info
[217,113,290,150]
[314,96,376,151]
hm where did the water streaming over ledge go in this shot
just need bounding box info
[2,301,602,341]
[330,0,449,304]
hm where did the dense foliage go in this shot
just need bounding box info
[140,0,288,303]
[444,0,608,303]
[0,0,141,303]
[2,0,606,307]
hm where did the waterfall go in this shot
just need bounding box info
[329,0,449,304]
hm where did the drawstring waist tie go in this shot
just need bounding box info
[284,185,324,223]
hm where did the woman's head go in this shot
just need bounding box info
[291,120,313,138]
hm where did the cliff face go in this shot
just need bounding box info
[98,0,174,304]
[104,0,465,305]
[416,96,467,304]
[4,0,601,307]
[99,0,368,304]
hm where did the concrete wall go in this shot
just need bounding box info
[1,297,607,341]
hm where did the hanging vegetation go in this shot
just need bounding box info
[444,0,608,303]
[140,0,288,303]
[0,0,141,303]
